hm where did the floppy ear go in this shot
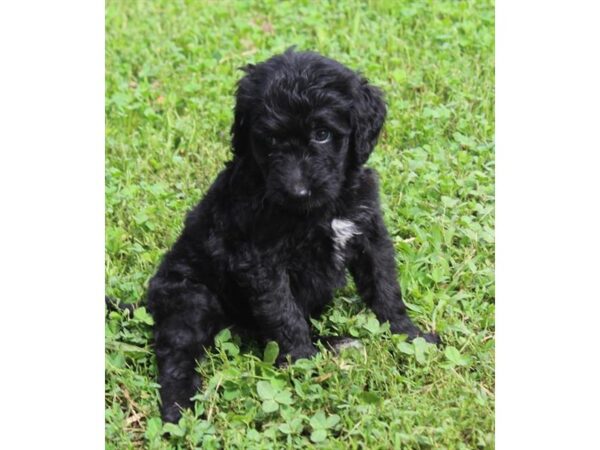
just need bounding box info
[231,64,256,158]
[351,80,387,166]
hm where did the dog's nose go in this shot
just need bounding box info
[290,183,309,199]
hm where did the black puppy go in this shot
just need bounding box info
[147,49,438,423]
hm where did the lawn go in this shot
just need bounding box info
[105,0,495,448]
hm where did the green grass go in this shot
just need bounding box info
[105,0,495,448]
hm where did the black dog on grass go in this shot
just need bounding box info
[147,49,439,423]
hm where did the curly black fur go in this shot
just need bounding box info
[147,49,439,423]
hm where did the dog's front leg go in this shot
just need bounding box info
[349,212,439,344]
[246,269,317,364]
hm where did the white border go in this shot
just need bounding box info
[497,1,600,448]
[0,1,104,448]
[1,1,599,448]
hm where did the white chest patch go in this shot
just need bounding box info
[331,218,361,264]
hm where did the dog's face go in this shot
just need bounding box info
[232,50,386,212]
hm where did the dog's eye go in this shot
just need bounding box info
[313,129,332,144]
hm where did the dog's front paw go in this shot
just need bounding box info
[389,318,441,346]
[276,344,318,366]
[404,330,442,346]
[421,332,442,346]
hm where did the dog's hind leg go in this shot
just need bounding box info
[147,280,226,423]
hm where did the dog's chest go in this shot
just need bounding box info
[286,218,361,314]
[330,218,361,264]
[286,217,360,263]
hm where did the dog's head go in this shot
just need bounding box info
[231,49,386,212]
